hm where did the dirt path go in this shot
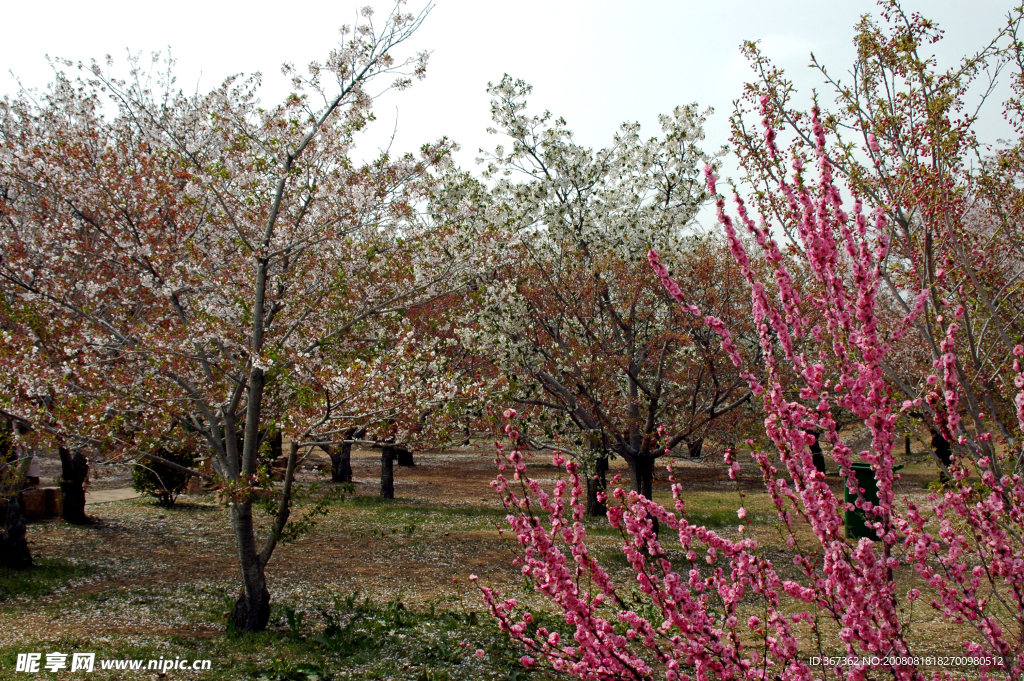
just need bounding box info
[85,487,142,504]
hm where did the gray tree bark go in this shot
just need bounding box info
[227,365,272,633]
[229,499,270,631]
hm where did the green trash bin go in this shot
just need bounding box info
[844,462,903,540]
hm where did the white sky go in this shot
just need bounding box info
[2,1,1018,203]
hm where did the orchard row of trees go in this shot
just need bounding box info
[0,2,756,630]
[3,1,1024,677]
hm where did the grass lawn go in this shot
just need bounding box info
[0,446,986,679]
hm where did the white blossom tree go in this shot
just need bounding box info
[0,2,471,631]
[459,77,757,511]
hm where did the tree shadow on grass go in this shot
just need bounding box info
[0,557,93,600]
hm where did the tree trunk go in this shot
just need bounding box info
[329,427,364,483]
[228,499,271,632]
[687,438,704,459]
[628,456,655,499]
[59,447,89,526]
[395,446,414,467]
[0,494,32,569]
[380,446,395,499]
[626,455,658,537]
[268,430,283,465]
[809,434,827,474]
[931,430,952,481]
[905,433,912,458]
[329,442,354,483]
[226,358,274,633]
[585,456,609,517]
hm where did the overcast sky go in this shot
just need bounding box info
[2,1,1018,191]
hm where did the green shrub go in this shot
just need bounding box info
[131,448,197,506]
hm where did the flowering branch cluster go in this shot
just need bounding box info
[482,410,809,680]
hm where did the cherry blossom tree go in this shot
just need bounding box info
[461,78,757,512]
[0,2,464,631]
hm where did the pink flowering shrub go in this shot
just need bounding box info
[480,103,1024,680]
